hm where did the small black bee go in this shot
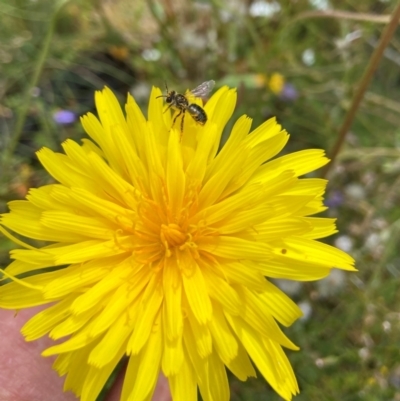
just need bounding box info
[157,80,215,139]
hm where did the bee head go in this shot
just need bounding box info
[165,91,176,103]
[156,82,175,103]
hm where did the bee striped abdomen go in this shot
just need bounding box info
[187,104,207,125]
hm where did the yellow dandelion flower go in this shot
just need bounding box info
[0,85,356,401]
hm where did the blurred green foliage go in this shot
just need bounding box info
[1,0,400,400]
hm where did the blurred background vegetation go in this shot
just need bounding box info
[1,0,400,400]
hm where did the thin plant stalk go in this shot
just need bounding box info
[1,5,62,179]
[322,2,400,178]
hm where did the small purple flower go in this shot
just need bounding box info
[53,110,77,125]
[324,190,344,208]
[279,83,298,102]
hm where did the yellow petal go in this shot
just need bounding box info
[180,252,212,325]
[88,313,132,368]
[21,295,75,340]
[198,235,272,260]
[239,286,299,350]
[202,266,241,316]
[166,128,185,218]
[162,258,183,340]
[252,149,329,183]
[42,256,126,299]
[276,237,356,271]
[207,351,230,401]
[81,336,128,401]
[208,303,238,363]
[127,272,163,355]
[187,308,212,358]
[226,314,299,401]
[63,345,93,396]
[162,335,184,376]
[258,280,303,327]
[169,354,197,401]
[125,312,162,401]
[183,323,212,401]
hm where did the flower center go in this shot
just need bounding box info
[129,182,206,263]
[160,223,187,252]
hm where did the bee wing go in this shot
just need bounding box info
[189,80,215,98]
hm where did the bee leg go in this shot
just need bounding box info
[180,111,185,141]
[172,110,182,129]
[163,103,174,114]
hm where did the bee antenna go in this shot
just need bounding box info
[156,81,169,99]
